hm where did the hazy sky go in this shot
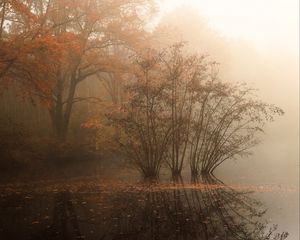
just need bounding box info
[156,0,299,190]
[158,0,299,55]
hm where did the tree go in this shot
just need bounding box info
[1,0,154,140]
[188,79,284,175]
[110,49,172,177]
[111,43,283,177]
[162,43,206,176]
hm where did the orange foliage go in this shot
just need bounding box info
[1,0,156,139]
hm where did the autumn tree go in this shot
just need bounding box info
[1,0,154,140]
[0,1,43,83]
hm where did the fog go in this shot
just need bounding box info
[156,2,299,186]
[153,4,299,238]
[0,1,298,239]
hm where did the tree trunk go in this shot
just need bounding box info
[49,75,77,142]
[62,75,77,139]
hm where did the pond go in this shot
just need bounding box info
[0,166,297,240]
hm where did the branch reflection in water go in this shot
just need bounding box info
[0,176,288,240]
[28,176,288,240]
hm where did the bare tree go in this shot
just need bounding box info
[188,72,284,175]
[163,44,207,176]
[110,43,283,178]
[110,50,172,178]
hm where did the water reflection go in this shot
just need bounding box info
[32,191,83,240]
[0,176,288,240]
[100,175,288,240]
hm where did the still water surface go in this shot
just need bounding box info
[0,166,297,240]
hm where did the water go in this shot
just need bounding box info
[0,170,297,240]
[214,147,299,240]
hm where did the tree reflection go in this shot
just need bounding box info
[103,175,288,240]
[1,177,287,240]
[31,191,83,240]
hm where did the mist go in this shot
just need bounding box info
[0,1,298,239]
[155,4,299,184]
[153,4,299,237]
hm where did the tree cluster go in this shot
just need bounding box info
[110,44,284,177]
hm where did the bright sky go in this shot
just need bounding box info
[158,0,299,55]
